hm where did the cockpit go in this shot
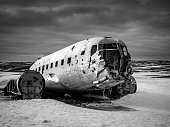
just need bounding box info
[90,39,131,78]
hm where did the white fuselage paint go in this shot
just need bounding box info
[29,37,122,91]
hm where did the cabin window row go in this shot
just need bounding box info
[35,57,72,72]
[36,47,88,72]
[35,48,87,72]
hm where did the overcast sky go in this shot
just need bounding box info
[0,0,170,62]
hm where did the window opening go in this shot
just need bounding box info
[46,64,48,70]
[50,63,53,68]
[55,61,58,67]
[82,70,86,74]
[61,59,64,65]
[38,67,41,72]
[81,50,85,55]
[42,65,45,74]
[121,46,128,56]
[99,43,117,50]
[67,57,71,64]
[91,45,97,56]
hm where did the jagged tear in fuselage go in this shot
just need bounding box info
[84,39,137,99]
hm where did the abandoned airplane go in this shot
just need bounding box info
[3,37,137,100]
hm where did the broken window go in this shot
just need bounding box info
[46,64,48,70]
[121,46,128,56]
[67,57,71,64]
[99,43,117,50]
[91,45,97,56]
[61,59,64,65]
[81,50,85,55]
[50,63,53,68]
[38,67,41,72]
[42,65,45,74]
[55,61,58,67]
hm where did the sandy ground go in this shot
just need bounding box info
[0,71,170,127]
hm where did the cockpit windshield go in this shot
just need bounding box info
[99,43,118,50]
[120,45,128,56]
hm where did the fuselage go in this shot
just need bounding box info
[29,37,135,99]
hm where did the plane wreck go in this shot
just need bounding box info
[3,37,137,100]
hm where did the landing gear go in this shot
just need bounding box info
[100,76,137,100]
[116,76,137,96]
[126,76,137,94]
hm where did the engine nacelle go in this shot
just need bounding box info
[3,70,45,99]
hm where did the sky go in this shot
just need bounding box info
[0,0,170,62]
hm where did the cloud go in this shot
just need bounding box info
[0,0,170,31]
[0,0,170,61]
